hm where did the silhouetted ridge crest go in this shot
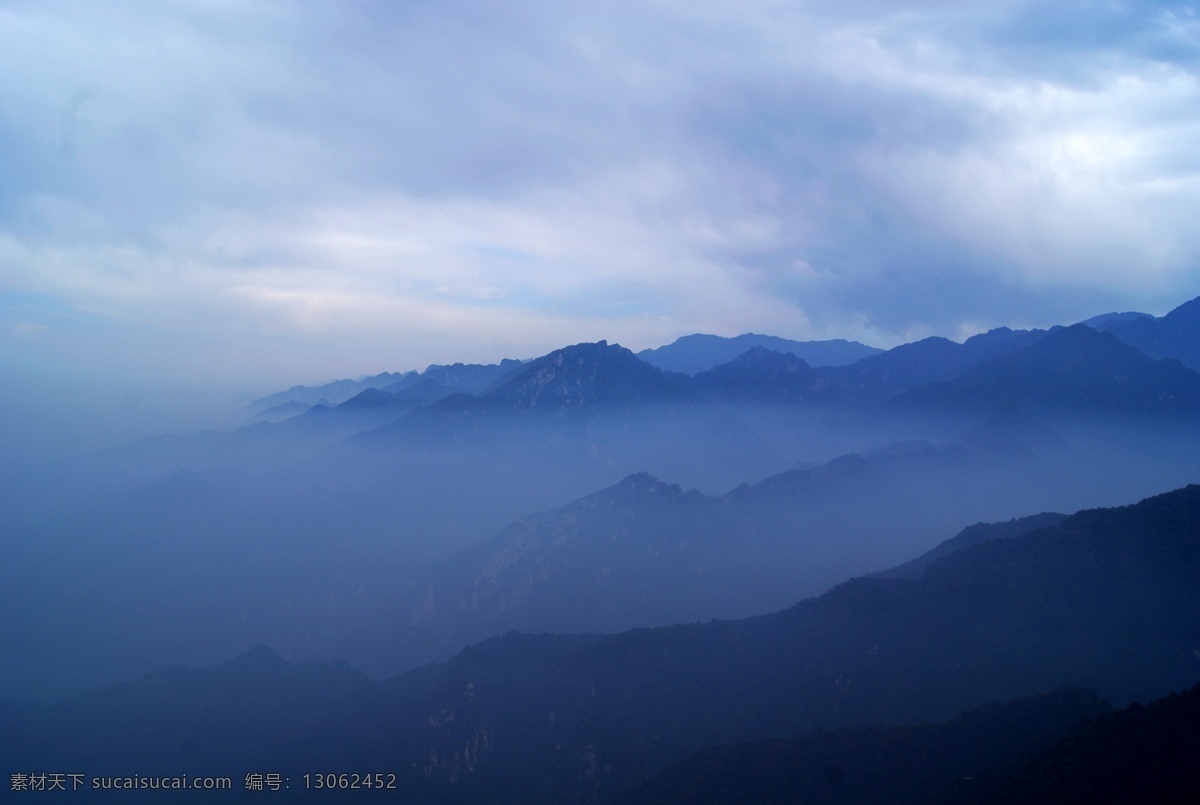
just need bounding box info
[638,333,880,374]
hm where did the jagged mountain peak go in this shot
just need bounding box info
[579,471,705,508]
[485,340,693,409]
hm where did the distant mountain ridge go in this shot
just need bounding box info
[245,294,1200,413]
[638,333,880,375]
[247,359,525,413]
[248,370,416,411]
[1095,295,1200,372]
[347,340,787,493]
[892,324,1200,423]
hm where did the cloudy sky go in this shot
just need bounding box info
[3,0,1199,393]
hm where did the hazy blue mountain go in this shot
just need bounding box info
[351,473,729,668]
[1096,294,1200,372]
[956,401,1071,458]
[4,484,1199,802]
[690,347,822,402]
[313,376,475,428]
[677,330,1050,463]
[248,370,416,411]
[638,333,880,375]
[248,399,313,423]
[678,330,1047,466]
[482,340,697,409]
[1078,310,1153,328]
[246,359,527,413]
[335,433,1149,678]
[383,357,526,395]
[815,327,1047,405]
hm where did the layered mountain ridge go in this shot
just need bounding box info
[5,483,1200,802]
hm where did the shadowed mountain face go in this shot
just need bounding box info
[3,484,1199,803]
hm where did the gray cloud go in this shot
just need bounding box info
[1,0,1198,388]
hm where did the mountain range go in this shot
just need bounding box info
[4,483,1199,802]
[4,293,1200,804]
[7,296,1200,703]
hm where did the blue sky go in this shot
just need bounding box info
[2,0,1199,391]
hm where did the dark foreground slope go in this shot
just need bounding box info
[4,485,1199,802]
[939,680,1200,804]
[625,686,1112,804]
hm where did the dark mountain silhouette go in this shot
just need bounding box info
[940,680,1200,804]
[1096,294,1200,372]
[626,686,1111,804]
[364,482,1200,800]
[638,333,879,375]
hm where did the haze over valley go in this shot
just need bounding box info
[4,2,1200,800]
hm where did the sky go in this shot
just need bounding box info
[2,0,1200,398]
